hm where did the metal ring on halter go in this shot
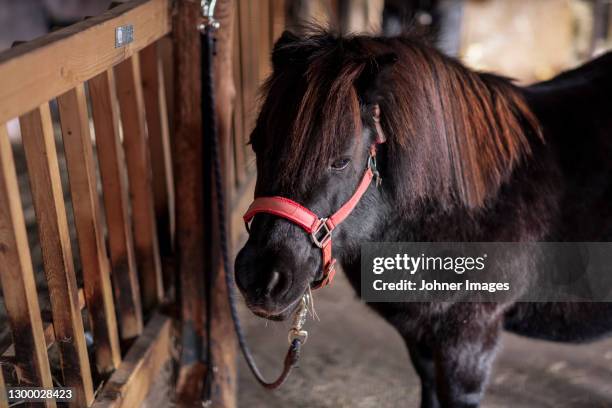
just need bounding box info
[287,294,309,344]
[288,329,308,345]
[367,154,377,171]
[368,152,382,186]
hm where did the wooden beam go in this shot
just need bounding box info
[91,313,172,408]
[115,54,164,311]
[0,0,171,124]
[89,69,144,340]
[0,124,55,406]
[57,85,122,375]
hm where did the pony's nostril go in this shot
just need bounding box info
[264,270,281,296]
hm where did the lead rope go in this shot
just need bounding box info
[199,2,307,401]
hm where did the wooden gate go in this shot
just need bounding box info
[0,1,173,406]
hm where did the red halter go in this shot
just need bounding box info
[243,105,386,290]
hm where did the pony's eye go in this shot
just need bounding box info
[331,158,351,171]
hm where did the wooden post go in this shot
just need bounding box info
[174,0,208,402]
[174,0,237,405]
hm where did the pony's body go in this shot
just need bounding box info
[235,32,612,407]
[526,53,612,242]
[503,54,612,343]
[338,51,612,407]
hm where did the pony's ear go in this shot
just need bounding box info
[355,53,398,103]
[271,30,304,70]
[275,30,301,48]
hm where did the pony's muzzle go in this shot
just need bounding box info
[234,244,299,316]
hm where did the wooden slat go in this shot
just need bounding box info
[56,86,122,375]
[19,100,95,405]
[258,0,272,84]
[157,37,174,137]
[238,0,257,164]
[227,122,237,200]
[231,174,256,249]
[139,42,175,258]
[0,124,55,406]
[91,313,172,408]
[78,287,85,312]
[114,54,164,311]
[231,4,246,188]
[270,0,286,42]
[89,69,144,340]
[0,0,171,124]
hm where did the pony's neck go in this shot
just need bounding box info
[378,142,557,244]
[373,43,542,211]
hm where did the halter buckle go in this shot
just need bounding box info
[368,153,382,187]
[311,218,332,248]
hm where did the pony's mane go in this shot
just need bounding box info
[251,30,365,195]
[251,30,542,208]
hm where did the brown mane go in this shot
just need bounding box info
[251,30,542,208]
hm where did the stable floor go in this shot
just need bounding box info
[238,272,612,408]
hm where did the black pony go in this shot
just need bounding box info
[235,30,612,407]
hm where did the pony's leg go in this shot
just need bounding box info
[405,338,440,408]
[433,318,502,408]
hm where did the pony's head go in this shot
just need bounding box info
[235,30,541,319]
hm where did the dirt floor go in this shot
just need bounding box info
[236,271,612,408]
